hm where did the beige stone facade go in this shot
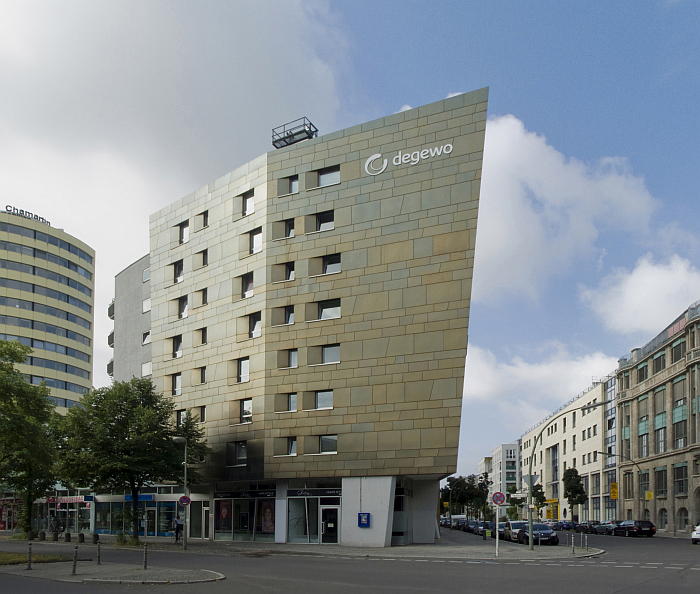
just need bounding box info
[0,211,95,412]
[616,301,700,533]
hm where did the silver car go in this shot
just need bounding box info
[504,521,528,542]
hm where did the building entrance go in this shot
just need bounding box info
[321,507,339,544]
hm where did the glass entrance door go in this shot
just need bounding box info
[320,507,340,544]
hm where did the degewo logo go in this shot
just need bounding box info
[364,143,453,176]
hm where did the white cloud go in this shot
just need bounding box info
[396,104,412,113]
[458,343,617,475]
[474,115,659,302]
[0,0,349,388]
[446,92,463,98]
[580,254,700,334]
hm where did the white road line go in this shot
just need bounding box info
[615,565,634,568]
[505,562,520,565]
[690,568,700,571]
[665,567,685,570]
[640,566,658,569]
[546,564,561,566]
[382,559,395,561]
[646,562,663,565]
[414,559,428,562]
[448,561,462,563]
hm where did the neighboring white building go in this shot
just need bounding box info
[491,443,519,499]
[520,373,617,523]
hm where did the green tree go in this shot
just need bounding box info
[56,378,210,541]
[0,340,58,533]
[506,485,525,519]
[531,483,547,517]
[476,471,492,521]
[562,467,587,522]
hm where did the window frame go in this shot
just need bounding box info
[322,253,341,275]
[240,398,252,424]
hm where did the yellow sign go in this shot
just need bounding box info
[545,499,558,504]
[645,490,654,501]
[546,509,553,519]
[610,483,618,500]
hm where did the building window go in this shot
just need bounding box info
[322,344,340,364]
[673,419,687,449]
[237,357,249,383]
[637,363,648,383]
[280,348,298,369]
[199,327,207,345]
[623,472,634,500]
[241,272,253,298]
[319,434,338,454]
[178,220,190,244]
[176,409,185,426]
[242,190,254,216]
[318,298,340,320]
[173,260,184,283]
[677,508,689,530]
[240,398,252,424]
[284,218,295,238]
[658,508,668,529]
[674,464,688,495]
[284,305,294,325]
[172,373,182,396]
[654,466,668,497]
[142,331,151,345]
[639,471,650,498]
[593,424,597,436]
[287,393,297,412]
[287,437,297,456]
[199,209,209,229]
[177,296,188,319]
[249,227,262,254]
[226,441,247,466]
[199,288,208,306]
[655,426,666,454]
[316,210,334,232]
[322,253,341,274]
[653,352,666,375]
[142,298,151,313]
[285,262,295,281]
[195,249,208,268]
[198,405,206,423]
[315,390,333,409]
[143,268,150,282]
[318,165,340,188]
[572,435,576,450]
[141,361,152,377]
[671,339,686,364]
[249,312,262,339]
[638,433,648,457]
[198,366,206,384]
[172,334,182,359]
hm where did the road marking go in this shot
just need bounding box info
[382,559,395,561]
[431,560,445,563]
[615,566,634,568]
[601,562,616,564]
[505,562,520,565]
[569,564,584,567]
[448,561,462,563]
[546,564,561,566]
[646,562,663,565]
[690,568,700,571]
[665,567,685,570]
[414,559,428,562]
[640,566,658,569]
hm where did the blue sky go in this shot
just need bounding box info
[1,0,699,474]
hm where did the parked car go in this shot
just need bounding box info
[474,521,488,536]
[466,519,478,533]
[692,525,700,545]
[594,520,621,535]
[504,521,528,542]
[516,522,559,545]
[491,522,506,540]
[552,521,573,531]
[576,520,600,533]
[454,518,467,531]
[613,520,656,537]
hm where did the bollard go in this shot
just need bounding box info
[52,531,58,542]
[71,545,78,576]
[38,531,45,541]
[96,542,101,565]
[143,543,148,570]
[64,532,71,543]
[586,534,588,550]
[26,542,32,571]
[572,535,575,554]
[78,533,85,543]
[92,533,99,545]
[580,530,583,548]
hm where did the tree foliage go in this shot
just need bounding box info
[506,484,525,519]
[531,483,547,512]
[0,340,58,532]
[56,378,210,540]
[562,467,587,517]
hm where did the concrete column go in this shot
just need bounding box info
[275,481,287,544]
[412,479,440,544]
[340,476,395,547]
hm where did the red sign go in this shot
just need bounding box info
[178,495,191,506]
[492,492,506,505]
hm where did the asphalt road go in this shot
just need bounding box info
[1,531,699,594]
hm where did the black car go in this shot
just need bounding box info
[613,520,656,537]
[466,519,478,533]
[491,522,506,540]
[454,518,467,531]
[516,522,559,545]
[594,520,621,535]
[575,520,600,533]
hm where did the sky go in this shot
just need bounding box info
[1,0,699,476]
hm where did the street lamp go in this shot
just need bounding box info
[448,476,468,528]
[526,400,606,550]
[172,436,188,551]
[596,450,645,521]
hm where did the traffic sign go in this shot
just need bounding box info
[178,495,191,506]
[492,492,506,505]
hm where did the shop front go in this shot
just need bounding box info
[214,488,276,542]
[0,497,21,531]
[286,488,342,545]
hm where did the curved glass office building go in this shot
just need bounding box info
[0,208,94,411]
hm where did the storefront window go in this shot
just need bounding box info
[215,499,232,540]
[287,498,319,543]
[234,499,255,541]
[78,503,91,533]
[255,499,275,542]
[111,502,123,534]
[157,501,175,536]
[95,502,111,534]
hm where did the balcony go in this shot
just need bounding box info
[107,359,114,376]
[107,330,114,348]
[108,300,115,320]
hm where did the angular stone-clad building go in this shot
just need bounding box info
[119,89,487,546]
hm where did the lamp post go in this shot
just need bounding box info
[448,476,468,528]
[173,436,188,551]
[526,401,606,550]
[596,450,645,521]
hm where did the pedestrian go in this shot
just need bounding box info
[176,517,184,542]
[172,516,181,542]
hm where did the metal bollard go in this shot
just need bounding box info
[71,545,78,576]
[96,542,101,565]
[580,531,584,548]
[572,535,575,554]
[26,542,32,570]
[143,543,148,570]
[586,535,588,550]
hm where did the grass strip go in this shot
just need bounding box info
[0,551,70,565]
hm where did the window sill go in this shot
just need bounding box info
[277,366,298,371]
[304,451,337,456]
[276,190,299,199]
[237,336,259,344]
[273,454,298,458]
[225,464,247,468]
[233,295,254,304]
[306,181,341,191]
[271,322,294,328]
[302,407,333,412]
[307,316,341,324]
[308,362,339,367]
[272,278,296,285]
[304,228,335,237]
[308,271,341,279]
[271,235,295,242]
[230,421,253,427]
[274,410,297,414]
[240,251,262,261]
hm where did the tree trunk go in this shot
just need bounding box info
[130,481,139,542]
[24,486,33,534]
